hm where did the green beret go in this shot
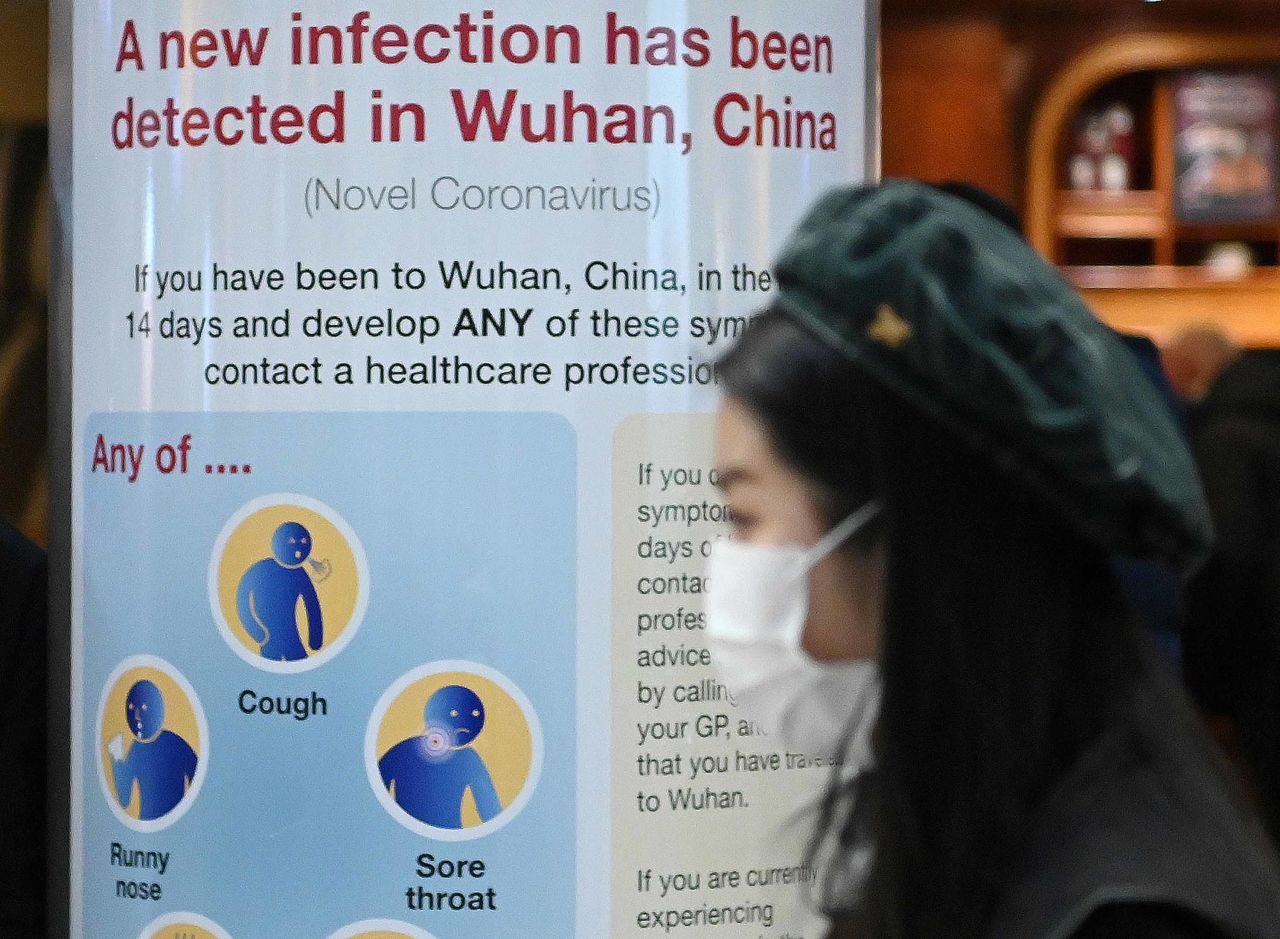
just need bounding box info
[772,180,1212,570]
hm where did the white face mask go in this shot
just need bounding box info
[705,501,882,765]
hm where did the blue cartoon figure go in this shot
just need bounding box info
[107,680,199,821]
[235,521,324,661]
[379,685,503,828]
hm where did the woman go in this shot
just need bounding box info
[706,182,1280,939]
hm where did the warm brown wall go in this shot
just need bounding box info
[881,17,1015,202]
[0,4,47,123]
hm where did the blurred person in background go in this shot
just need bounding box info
[708,182,1280,939]
[1163,326,1242,407]
[1168,324,1280,841]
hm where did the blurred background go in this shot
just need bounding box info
[0,1,47,544]
[5,0,1280,542]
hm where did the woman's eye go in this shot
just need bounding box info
[726,508,757,537]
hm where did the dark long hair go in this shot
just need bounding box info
[717,306,1144,939]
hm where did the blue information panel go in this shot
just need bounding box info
[84,413,575,937]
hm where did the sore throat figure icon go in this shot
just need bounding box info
[235,520,327,661]
[108,680,198,821]
[379,685,503,829]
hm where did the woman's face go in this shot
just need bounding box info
[714,396,884,661]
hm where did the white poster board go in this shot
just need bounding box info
[53,3,876,936]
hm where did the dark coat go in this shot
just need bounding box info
[984,663,1280,939]
[826,661,1280,939]
[1184,349,1280,838]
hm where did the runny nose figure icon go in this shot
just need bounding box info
[108,679,198,821]
[378,685,503,828]
[235,521,324,661]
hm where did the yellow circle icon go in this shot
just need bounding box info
[211,495,368,673]
[139,911,231,939]
[98,657,206,832]
[143,925,220,939]
[368,662,542,839]
[326,919,435,939]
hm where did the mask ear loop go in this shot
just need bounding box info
[803,500,882,569]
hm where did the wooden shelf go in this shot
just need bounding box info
[1057,190,1168,240]
[1026,34,1280,344]
[1065,265,1280,289]
[1027,33,1280,258]
[1066,265,1280,346]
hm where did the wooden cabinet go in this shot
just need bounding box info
[1026,34,1280,344]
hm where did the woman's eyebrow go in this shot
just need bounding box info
[713,466,753,491]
